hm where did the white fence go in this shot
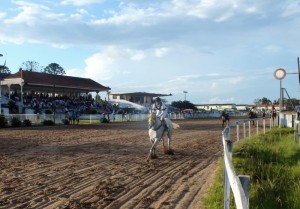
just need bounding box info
[222,117,278,209]
[2,111,224,125]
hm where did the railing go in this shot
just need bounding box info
[223,126,249,209]
[2,112,225,125]
[222,117,278,209]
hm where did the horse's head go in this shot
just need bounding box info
[148,112,157,129]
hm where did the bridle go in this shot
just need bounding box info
[149,114,163,131]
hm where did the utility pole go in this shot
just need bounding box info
[183,91,188,101]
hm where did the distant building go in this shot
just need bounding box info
[108,92,172,105]
[255,104,285,111]
[195,103,238,112]
[196,104,251,112]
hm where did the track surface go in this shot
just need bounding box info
[0,118,256,209]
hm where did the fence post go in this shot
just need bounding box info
[238,175,250,208]
[243,122,246,139]
[256,119,259,135]
[248,121,251,137]
[223,127,232,209]
[236,122,239,141]
[298,122,300,145]
[294,120,297,141]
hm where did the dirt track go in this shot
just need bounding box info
[0,119,233,209]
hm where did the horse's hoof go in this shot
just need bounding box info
[150,154,158,159]
[164,148,174,155]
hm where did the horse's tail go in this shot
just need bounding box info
[172,122,180,129]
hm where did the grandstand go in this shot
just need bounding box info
[0,70,110,114]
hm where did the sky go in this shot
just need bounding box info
[1,0,300,105]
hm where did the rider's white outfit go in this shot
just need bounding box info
[152,102,167,120]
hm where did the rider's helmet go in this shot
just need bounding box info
[155,97,161,103]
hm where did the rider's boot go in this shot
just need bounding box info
[164,123,168,130]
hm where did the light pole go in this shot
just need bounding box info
[183,91,188,101]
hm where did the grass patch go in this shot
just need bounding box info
[204,128,300,209]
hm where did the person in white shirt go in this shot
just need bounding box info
[152,97,168,129]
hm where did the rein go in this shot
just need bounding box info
[149,114,164,131]
[151,123,163,131]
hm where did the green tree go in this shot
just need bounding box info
[171,100,196,110]
[21,61,43,72]
[0,65,11,74]
[261,97,272,104]
[43,63,65,75]
[254,97,272,105]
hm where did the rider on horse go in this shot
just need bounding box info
[152,97,168,130]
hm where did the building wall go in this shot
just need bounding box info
[196,104,237,111]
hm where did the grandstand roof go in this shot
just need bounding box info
[4,70,110,93]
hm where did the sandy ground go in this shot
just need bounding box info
[0,118,267,209]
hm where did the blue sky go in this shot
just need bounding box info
[1,0,300,105]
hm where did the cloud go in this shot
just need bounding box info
[0,12,6,19]
[282,1,300,17]
[61,0,105,6]
[227,76,244,84]
[91,4,161,26]
[207,97,235,104]
[83,51,114,81]
[5,1,51,26]
[0,0,292,50]
[263,45,281,53]
[154,48,169,57]
[69,46,147,82]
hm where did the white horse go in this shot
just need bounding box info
[146,112,178,161]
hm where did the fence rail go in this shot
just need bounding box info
[2,111,225,125]
[222,117,278,209]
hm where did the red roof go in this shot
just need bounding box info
[6,70,110,92]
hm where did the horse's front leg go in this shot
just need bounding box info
[146,137,160,162]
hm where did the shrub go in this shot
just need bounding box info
[11,117,22,127]
[62,119,69,125]
[34,108,42,114]
[42,119,55,126]
[100,117,110,123]
[0,115,8,128]
[23,119,32,127]
[44,109,53,114]
[90,109,98,114]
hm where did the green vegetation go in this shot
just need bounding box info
[42,119,55,126]
[171,100,197,110]
[204,128,300,209]
[0,114,8,128]
[22,119,32,127]
[100,117,110,123]
[10,117,22,127]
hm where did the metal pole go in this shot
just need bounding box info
[279,79,282,111]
